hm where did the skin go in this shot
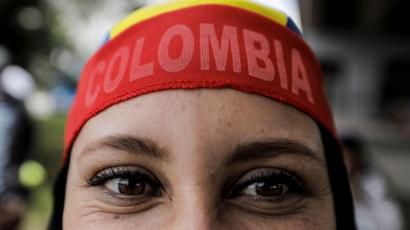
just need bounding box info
[63,89,336,230]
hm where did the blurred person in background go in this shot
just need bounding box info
[49,1,356,229]
[0,52,34,230]
[342,135,404,230]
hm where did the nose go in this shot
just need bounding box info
[168,186,217,230]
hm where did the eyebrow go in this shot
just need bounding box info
[84,136,323,167]
[86,135,167,161]
[226,139,325,168]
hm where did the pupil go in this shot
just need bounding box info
[118,178,145,195]
[255,182,286,197]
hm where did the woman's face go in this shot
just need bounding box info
[63,89,335,229]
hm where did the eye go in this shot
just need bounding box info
[230,168,309,199]
[88,166,162,198]
[227,168,312,215]
[241,181,289,199]
[104,176,154,196]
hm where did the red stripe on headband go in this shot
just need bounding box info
[65,4,335,160]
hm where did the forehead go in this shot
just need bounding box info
[72,89,323,158]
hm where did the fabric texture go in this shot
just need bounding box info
[65,1,334,160]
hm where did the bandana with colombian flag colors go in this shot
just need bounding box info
[65,0,335,161]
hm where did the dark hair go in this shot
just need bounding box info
[48,163,68,230]
[321,128,357,229]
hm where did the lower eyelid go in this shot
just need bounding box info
[89,197,165,215]
[102,189,150,202]
[226,197,308,217]
[94,186,165,210]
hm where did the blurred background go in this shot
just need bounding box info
[0,0,409,229]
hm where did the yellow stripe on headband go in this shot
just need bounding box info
[110,0,288,39]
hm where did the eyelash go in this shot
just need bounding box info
[228,168,312,198]
[88,167,312,203]
[88,166,163,196]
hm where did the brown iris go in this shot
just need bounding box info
[254,182,289,198]
[118,178,146,195]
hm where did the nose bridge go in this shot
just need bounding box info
[164,92,223,229]
[169,184,217,230]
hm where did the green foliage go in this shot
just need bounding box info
[32,116,66,183]
[17,116,66,230]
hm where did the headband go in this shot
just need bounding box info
[65,0,336,161]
